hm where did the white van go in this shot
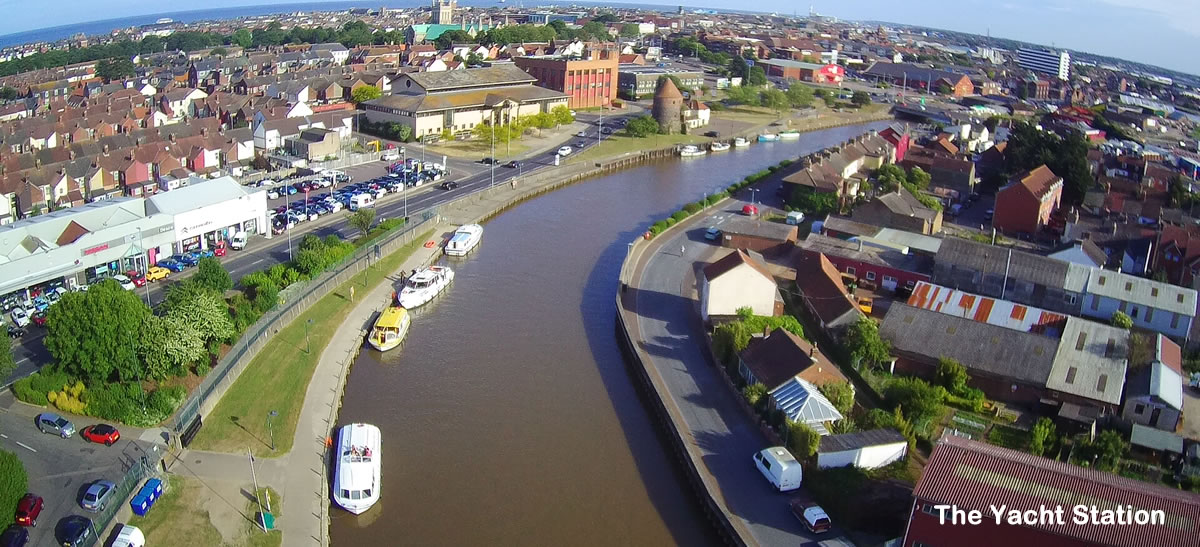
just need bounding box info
[230,231,247,250]
[753,447,802,492]
[349,194,375,211]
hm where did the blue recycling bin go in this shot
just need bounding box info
[143,478,163,501]
[130,495,150,516]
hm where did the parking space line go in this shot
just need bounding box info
[15,441,35,452]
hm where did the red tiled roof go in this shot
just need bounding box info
[1013,164,1062,199]
[915,436,1200,547]
[1158,334,1183,376]
[703,248,773,282]
[793,252,858,325]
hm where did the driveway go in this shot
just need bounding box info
[1181,386,1200,442]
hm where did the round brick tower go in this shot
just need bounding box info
[651,77,684,134]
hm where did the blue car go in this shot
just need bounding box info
[174,253,199,267]
[284,186,299,195]
[157,258,186,272]
[189,249,215,260]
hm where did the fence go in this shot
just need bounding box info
[82,443,165,547]
[171,210,438,437]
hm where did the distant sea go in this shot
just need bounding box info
[0,0,687,49]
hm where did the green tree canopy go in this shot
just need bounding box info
[0,450,27,529]
[551,105,574,126]
[95,58,136,81]
[435,29,474,50]
[348,208,376,236]
[192,257,233,294]
[231,29,253,48]
[167,289,233,345]
[138,314,204,380]
[907,166,931,190]
[935,357,969,395]
[761,87,789,114]
[747,66,767,86]
[788,421,821,459]
[352,85,382,104]
[592,13,619,23]
[1110,310,1133,329]
[45,279,151,384]
[851,90,871,107]
[624,115,659,138]
[785,82,814,108]
[1029,417,1056,457]
[819,381,855,416]
[883,376,947,424]
[0,87,17,101]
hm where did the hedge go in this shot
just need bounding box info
[0,451,26,530]
[641,156,798,239]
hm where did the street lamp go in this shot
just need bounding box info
[305,318,313,354]
[267,410,278,451]
[401,148,408,220]
[749,188,760,207]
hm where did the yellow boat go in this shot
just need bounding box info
[367,306,410,351]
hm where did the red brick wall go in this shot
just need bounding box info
[993,184,1039,234]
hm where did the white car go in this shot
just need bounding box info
[10,307,29,328]
[557,146,573,156]
[381,152,400,161]
[266,188,281,199]
[258,179,276,188]
[112,524,146,547]
[576,131,588,137]
[328,201,344,212]
[111,274,136,291]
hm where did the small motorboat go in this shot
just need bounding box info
[333,423,381,514]
[367,306,410,351]
[679,145,706,157]
[445,224,483,256]
[710,141,730,152]
[733,137,750,147]
[758,133,779,142]
[398,266,454,309]
[779,130,801,140]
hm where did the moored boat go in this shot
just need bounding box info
[398,266,454,309]
[733,137,750,147]
[679,145,706,157]
[445,224,483,256]
[779,130,801,140]
[367,306,410,351]
[333,423,381,515]
[758,133,779,142]
[710,141,731,152]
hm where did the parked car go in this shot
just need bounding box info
[212,243,226,257]
[284,185,298,195]
[557,146,573,156]
[145,266,170,282]
[156,258,185,273]
[109,275,136,291]
[30,312,46,328]
[36,413,75,438]
[9,308,29,328]
[381,152,400,162]
[741,204,759,216]
[480,157,498,165]
[0,524,27,546]
[791,500,832,533]
[6,325,25,339]
[704,227,721,241]
[440,181,459,191]
[111,524,145,547]
[504,160,520,168]
[174,254,199,267]
[266,188,280,200]
[230,231,247,250]
[601,127,614,135]
[576,131,588,137]
[57,515,92,547]
[80,424,120,446]
[15,494,42,526]
[703,130,721,137]
[80,481,115,512]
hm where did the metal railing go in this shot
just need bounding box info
[171,211,438,435]
[82,443,164,547]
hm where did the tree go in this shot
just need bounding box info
[1029,417,1056,456]
[210,47,227,57]
[819,381,855,416]
[724,85,761,106]
[348,208,376,236]
[1078,430,1128,471]
[619,24,640,38]
[551,105,574,126]
[465,51,484,67]
[787,421,820,459]
[788,189,837,216]
[0,450,27,530]
[935,357,969,395]
[0,86,16,101]
[434,29,474,50]
[761,87,789,114]
[577,21,610,41]
[351,86,382,104]
[851,91,871,107]
[785,82,813,108]
[742,383,768,411]
[95,58,135,81]
[231,29,253,48]
[138,314,203,379]
[193,258,232,294]
[875,164,906,192]
[883,376,947,424]
[1110,310,1134,329]
[45,279,150,384]
[624,115,659,138]
[907,166,931,190]
[592,13,619,23]
[747,65,767,86]
[167,289,233,345]
[0,334,14,381]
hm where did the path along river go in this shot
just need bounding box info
[330,121,891,545]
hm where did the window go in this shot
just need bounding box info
[1134,404,1145,414]
[1145,308,1154,322]
[1065,367,1078,384]
[1125,281,1133,291]
[1104,339,1117,358]
[906,280,916,288]
[1131,307,1138,319]
[1178,293,1185,304]
[884,275,897,283]
[1171,313,1181,329]
[866,271,876,281]
[1097,374,1108,392]
[1064,294,1076,305]
[1090,297,1099,311]
[1075,333,1087,351]
[1098,276,1106,286]
[1151,287,1159,297]
[921,504,938,516]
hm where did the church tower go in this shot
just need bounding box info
[432,0,456,24]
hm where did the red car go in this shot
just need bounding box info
[31,311,46,327]
[15,493,42,526]
[80,424,120,446]
[741,204,759,216]
[125,270,147,287]
[213,242,227,257]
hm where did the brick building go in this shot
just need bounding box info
[513,48,619,109]
[993,165,1063,235]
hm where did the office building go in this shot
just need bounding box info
[514,47,619,109]
[1018,48,1070,80]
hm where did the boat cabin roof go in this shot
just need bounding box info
[375,307,408,329]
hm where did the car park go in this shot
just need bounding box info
[80,424,120,446]
[35,413,74,438]
[156,258,185,273]
[15,494,42,526]
[145,266,170,282]
[124,271,147,287]
[80,481,115,512]
[58,515,92,546]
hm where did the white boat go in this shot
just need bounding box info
[398,266,454,309]
[758,133,779,142]
[779,130,801,140]
[445,224,483,256]
[710,141,731,152]
[367,306,410,351]
[679,145,706,157]
[733,137,750,147]
[333,423,381,515]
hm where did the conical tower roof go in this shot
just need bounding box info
[654,77,683,100]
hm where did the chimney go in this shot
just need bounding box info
[858,238,864,252]
[809,346,815,358]
[68,149,76,160]
[168,133,176,143]
[102,144,109,154]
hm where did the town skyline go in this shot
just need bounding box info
[0,0,1195,78]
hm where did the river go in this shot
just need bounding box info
[329,121,891,545]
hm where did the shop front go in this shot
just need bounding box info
[149,177,269,256]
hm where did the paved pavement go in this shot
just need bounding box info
[625,199,850,546]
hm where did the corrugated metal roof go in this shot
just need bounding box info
[769,377,843,434]
[907,281,1067,334]
[1129,424,1184,454]
[915,436,1200,547]
[145,176,250,215]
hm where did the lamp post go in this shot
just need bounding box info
[490,110,496,190]
[286,186,293,261]
[749,188,760,207]
[267,410,278,451]
[401,148,408,220]
[305,318,313,354]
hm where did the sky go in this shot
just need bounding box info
[0,0,1194,76]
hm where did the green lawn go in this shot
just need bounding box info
[421,138,531,161]
[565,133,705,165]
[245,486,283,547]
[987,424,1030,450]
[128,476,224,546]
[189,232,433,456]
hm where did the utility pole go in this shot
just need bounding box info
[249,448,266,532]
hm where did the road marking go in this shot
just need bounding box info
[250,258,267,266]
[14,441,35,453]
[1,434,7,438]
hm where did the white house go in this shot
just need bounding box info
[1081,268,1197,339]
[700,249,779,321]
[817,429,908,469]
[1122,334,1184,431]
[311,43,350,65]
[160,88,208,123]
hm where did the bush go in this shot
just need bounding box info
[649,220,668,235]
[13,370,74,406]
[195,360,211,377]
[788,421,820,459]
[779,159,794,167]
[670,210,689,222]
[883,376,946,424]
[147,386,186,422]
[664,217,677,227]
[0,450,27,528]
[683,202,702,214]
[84,383,140,423]
[742,383,767,411]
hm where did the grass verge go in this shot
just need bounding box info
[244,486,283,547]
[188,231,433,455]
[566,133,705,165]
[128,476,223,546]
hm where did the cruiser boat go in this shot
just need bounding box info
[779,130,801,140]
[758,133,779,142]
[398,266,454,309]
[733,137,750,147]
[445,224,483,256]
[367,306,410,351]
[679,145,706,157]
[710,141,731,152]
[333,423,381,515]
